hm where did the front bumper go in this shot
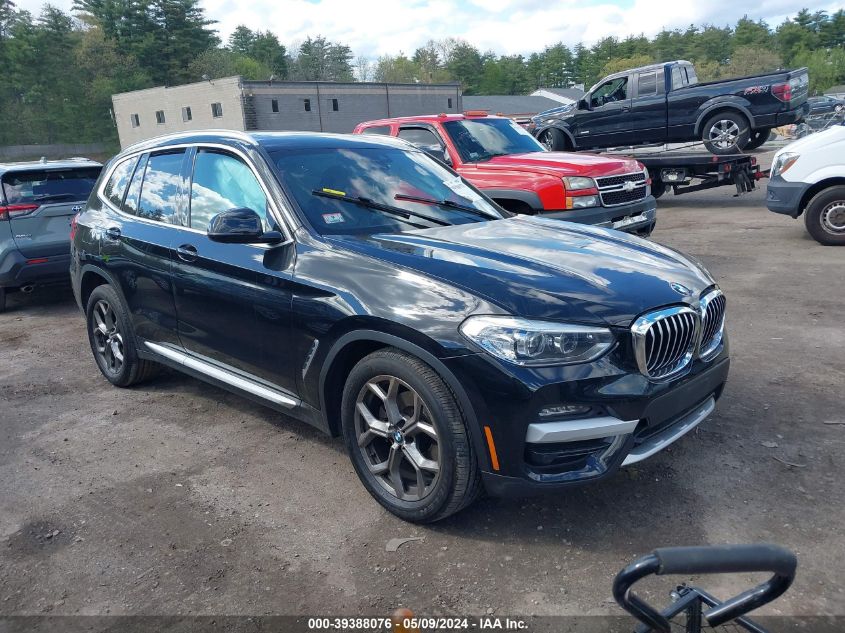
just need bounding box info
[444,340,729,498]
[766,175,809,218]
[0,248,71,289]
[540,196,657,234]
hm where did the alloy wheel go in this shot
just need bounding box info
[821,201,845,235]
[354,375,440,501]
[91,299,125,374]
[708,119,741,149]
[540,132,554,151]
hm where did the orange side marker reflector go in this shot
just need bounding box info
[483,426,500,471]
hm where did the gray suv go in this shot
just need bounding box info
[0,158,101,311]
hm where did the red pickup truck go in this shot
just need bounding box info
[352,112,657,235]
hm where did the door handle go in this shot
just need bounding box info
[105,226,121,240]
[176,244,198,262]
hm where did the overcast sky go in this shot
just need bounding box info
[14,0,840,58]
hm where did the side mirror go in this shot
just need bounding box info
[420,144,452,166]
[578,97,590,110]
[207,208,282,244]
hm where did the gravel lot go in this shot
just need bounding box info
[2,155,844,623]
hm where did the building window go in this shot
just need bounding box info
[155,110,166,124]
[448,98,453,108]
[182,106,192,122]
[271,99,279,113]
[304,99,311,112]
[130,114,140,128]
[331,98,339,112]
[211,102,223,118]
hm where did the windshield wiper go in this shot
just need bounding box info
[473,151,511,163]
[394,194,494,220]
[312,189,450,228]
[31,193,78,202]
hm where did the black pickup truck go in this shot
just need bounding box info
[530,60,809,155]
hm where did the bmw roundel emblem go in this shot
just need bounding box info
[670,282,692,296]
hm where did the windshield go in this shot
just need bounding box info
[271,147,503,236]
[442,118,546,162]
[2,167,101,205]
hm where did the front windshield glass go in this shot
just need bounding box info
[442,118,545,162]
[271,147,503,236]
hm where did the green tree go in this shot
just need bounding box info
[373,52,418,83]
[189,47,270,80]
[290,35,353,81]
[793,47,845,94]
[445,40,483,93]
[601,54,653,77]
[227,25,287,78]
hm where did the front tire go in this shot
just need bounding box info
[341,348,482,523]
[804,186,845,246]
[85,284,160,387]
[702,112,750,155]
[538,127,568,151]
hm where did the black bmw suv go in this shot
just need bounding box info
[71,130,729,522]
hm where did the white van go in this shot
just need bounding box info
[767,122,845,245]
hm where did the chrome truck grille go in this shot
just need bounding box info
[699,289,726,359]
[631,306,700,381]
[595,172,647,207]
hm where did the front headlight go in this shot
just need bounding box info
[771,152,799,178]
[460,316,615,366]
[562,176,596,190]
[569,195,599,208]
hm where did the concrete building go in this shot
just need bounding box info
[112,76,462,148]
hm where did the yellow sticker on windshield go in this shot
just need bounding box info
[322,187,346,196]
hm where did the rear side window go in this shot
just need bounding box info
[684,66,698,85]
[638,72,658,96]
[398,127,443,147]
[103,157,138,209]
[671,67,684,90]
[360,125,391,136]
[137,151,186,225]
[3,167,101,206]
[122,154,148,215]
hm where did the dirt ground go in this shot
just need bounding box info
[2,156,844,624]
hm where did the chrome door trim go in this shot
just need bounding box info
[145,341,299,408]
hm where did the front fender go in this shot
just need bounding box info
[533,123,577,148]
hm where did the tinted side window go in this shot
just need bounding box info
[398,127,442,147]
[103,157,138,209]
[638,72,657,96]
[671,67,684,90]
[122,154,148,215]
[591,77,628,107]
[361,125,391,135]
[189,150,269,231]
[684,65,698,85]
[137,151,186,225]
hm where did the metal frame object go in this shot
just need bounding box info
[612,544,797,632]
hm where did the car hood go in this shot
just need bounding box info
[479,151,642,178]
[334,216,715,327]
[774,123,845,158]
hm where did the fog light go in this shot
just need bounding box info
[538,404,592,418]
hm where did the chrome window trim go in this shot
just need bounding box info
[698,288,726,361]
[631,305,700,382]
[96,142,295,247]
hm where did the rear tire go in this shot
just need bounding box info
[85,284,160,387]
[803,186,845,246]
[744,129,770,151]
[702,112,750,155]
[538,128,568,151]
[341,348,482,523]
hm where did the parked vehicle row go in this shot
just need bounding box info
[69,130,729,522]
[529,60,809,155]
